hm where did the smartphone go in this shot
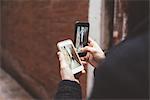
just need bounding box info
[57,39,84,74]
[74,21,89,57]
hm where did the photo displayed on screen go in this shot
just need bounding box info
[75,26,88,53]
[61,44,81,70]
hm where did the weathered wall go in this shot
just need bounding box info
[1,0,88,99]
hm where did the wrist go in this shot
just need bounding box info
[60,70,80,84]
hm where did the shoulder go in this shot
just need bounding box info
[92,33,149,98]
[106,33,148,65]
[96,33,149,75]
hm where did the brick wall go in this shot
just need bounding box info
[1,0,88,99]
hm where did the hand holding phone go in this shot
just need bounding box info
[74,21,89,57]
[57,39,84,74]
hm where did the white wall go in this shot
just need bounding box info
[87,0,102,98]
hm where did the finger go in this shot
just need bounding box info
[88,37,94,43]
[88,37,101,48]
[80,53,90,61]
[88,37,95,47]
[80,57,86,61]
[57,51,61,56]
[81,61,88,65]
[57,52,62,61]
[81,61,89,69]
[88,42,93,47]
[81,46,97,54]
[57,52,63,61]
[57,51,60,54]
[57,52,68,68]
[86,52,90,60]
[81,70,86,74]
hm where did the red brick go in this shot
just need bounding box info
[2,0,88,99]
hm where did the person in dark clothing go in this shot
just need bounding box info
[55,0,149,99]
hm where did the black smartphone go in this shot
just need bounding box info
[74,21,89,57]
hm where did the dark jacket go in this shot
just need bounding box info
[54,32,149,100]
[90,33,149,99]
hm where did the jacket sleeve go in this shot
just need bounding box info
[54,80,82,100]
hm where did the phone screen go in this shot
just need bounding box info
[75,22,89,56]
[60,44,81,70]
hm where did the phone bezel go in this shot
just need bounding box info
[57,39,84,74]
[74,21,89,57]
